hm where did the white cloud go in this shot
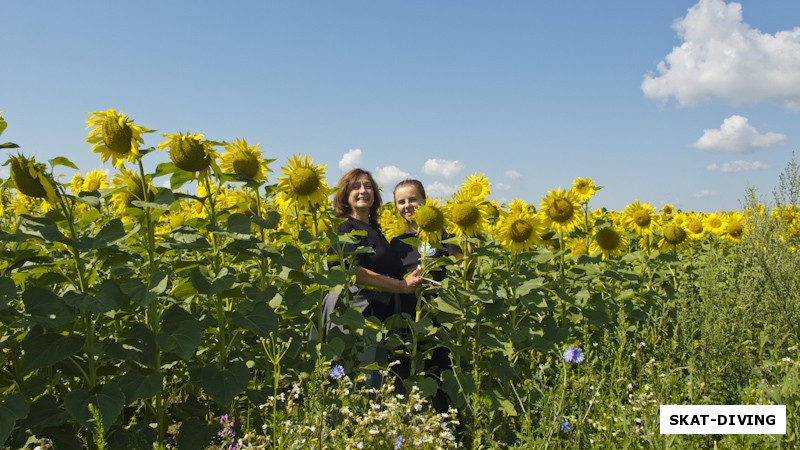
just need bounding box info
[495,182,512,191]
[642,0,800,109]
[693,189,718,198]
[707,160,769,173]
[339,148,362,172]
[504,170,521,180]
[422,159,465,179]
[373,165,411,189]
[692,115,786,153]
[426,181,457,199]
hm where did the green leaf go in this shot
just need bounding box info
[64,383,125,437]
[121,269,170,307]
[168,227,211,250]
[0,393,29,445]
[105,323,157,368]
[18,394,68,436]
[486,388,517,417]
[231,302,279,338]
[17,214,74,245]
[176,417,217,450]
[92,218,126,248]
[156,305,201,361]
[116,371,163,404]
[0,276,16,309]
[252,210,281,230]
[23,286,74,328]
[227,213,252,235]
[49,156,80,170]
[0,142,19,149]
[21,326,84,374]
[193,361,249,406]
[64,280,125,313]
[170,169,195,190]
[281,245,304,270]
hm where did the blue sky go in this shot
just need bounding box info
[2,0,799,211]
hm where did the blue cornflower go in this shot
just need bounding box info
[561,420,570,433]
[394,435,404,449]
[563,346,585,364]
[330,364,345,380]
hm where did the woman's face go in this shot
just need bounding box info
[394,184,424,221]
[347,174,374,213]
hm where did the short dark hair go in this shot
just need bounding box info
[333,168,382,227]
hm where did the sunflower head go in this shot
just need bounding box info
[82,169,109,192]
[571,177,597,202]
[159,132,218,175]
[6,154,58,202]
[86,109,152,168]
[460,173,491,202]
[539,188,581,233]
[661,204,675,216]
[277,155,329,209]
[497,211,543,253]
[381,205,409,242]
[221,138,271,181]
[590,226,628,260]
[412,202,445,244]
[685,214,706,239]
[622,200,659,236]
[110,167,155,215]
[723,212,744,242]
[659,222,690,251]
[444,191,486,238]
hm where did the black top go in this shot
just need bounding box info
[390,231,460,281]
[336,217,406,280]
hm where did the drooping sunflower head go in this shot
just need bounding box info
[86,109,152,168]
[5,154,58,202]
[622,200,659,236]
[658,222,690,251]
[412,200,445,244]
[444,191,487,238]
[110,167,155,216]
[590,226,628,260]
[460,173,491,202]
[571,177,597,202]
[220,138,272,181]
[539,188,581,234]
[277,154,330,209]
[497,211,544,254]
[159,132,219,177]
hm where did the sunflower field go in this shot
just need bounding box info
[1,110,799,449]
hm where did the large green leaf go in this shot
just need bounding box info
[120,270,169,307]
[22,287,74,328]
[116,371,163,404]
[156,305,201,361]
[167,226,211,250]
[192,361,249,406]
[18,394,68,436]
[16,214,75,246]
[48,156,79,170]
[92,218,126,249]
[0,276,16,309]
[231,301,279,338]
[64,383,125,437]
[64,280,125,313]
[176,417,217,450]
[105,322,157,368]
[21,326,84,374]
[0,393,29,445]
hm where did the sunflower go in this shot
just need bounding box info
[590,226,628,260]
[684,213,707,240]
[460,173,491,202]
[658,222,690,251]
[411,200,445,244]
[508,198,535,216]
[220,188,260,217]
[704,213,726,236]
[6,154,58,203]
[443,190,488,238]
[69,173,84,195]
[565,237,589,257]
[722,211,745,243]
[380,204,408,242]
[110,167,156,216]
[159,132,219,178]
[10,195,35,217]
[277,154,329,209]
[86,109,152,168]
[496,211,544,253]
[82,169,109,192]
[660,203,675,217]
[539,188,581,234]
[571,177,597,202]
[220,138,272,181]
[621,200,659,236]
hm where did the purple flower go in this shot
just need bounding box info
[563,346,585,364]
[394,435,404,449]
[330,364,345,380]
[561,420,570,433]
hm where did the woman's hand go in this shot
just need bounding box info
[398,267,423,294]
